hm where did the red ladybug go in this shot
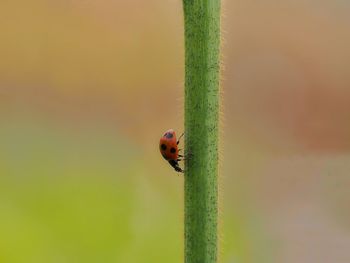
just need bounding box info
[159,129,184,173]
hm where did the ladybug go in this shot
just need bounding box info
[159,129,184,173]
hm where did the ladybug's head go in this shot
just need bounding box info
[163,129,175,139]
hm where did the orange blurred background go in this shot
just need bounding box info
[0,0,349,262]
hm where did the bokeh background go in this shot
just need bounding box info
[1,0,349,262]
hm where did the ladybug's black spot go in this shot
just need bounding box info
[170,147,176,153]
[165,133,173,139]
[161,144,167,151]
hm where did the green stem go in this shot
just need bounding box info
[183,0,221,263]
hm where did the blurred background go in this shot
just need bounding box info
[0,0,349,262]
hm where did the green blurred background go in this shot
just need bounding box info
[1,1,349,262]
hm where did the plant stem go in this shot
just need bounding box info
[183,0,221,263]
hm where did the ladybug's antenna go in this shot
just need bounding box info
[177,132,184,145]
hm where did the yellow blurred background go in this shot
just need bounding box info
[0,0,349,262]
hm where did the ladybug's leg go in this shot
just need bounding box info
[178,152,192,160]
[177,154,185,162]
[185,151,193,160]
[177,133,184,145]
